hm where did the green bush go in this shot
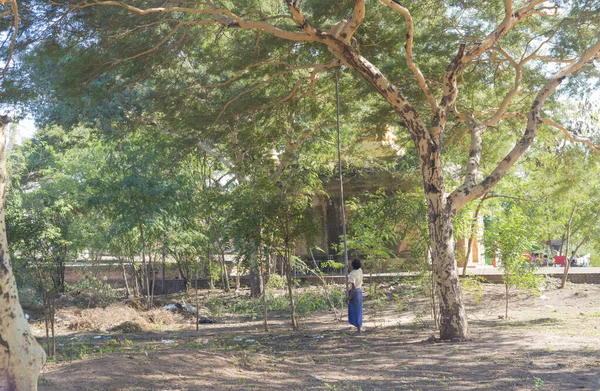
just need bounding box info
[66,276,121,299]
[206,287,345,317]
[17,285,42,310]
[294,288,344,314]
[265,273,286,289]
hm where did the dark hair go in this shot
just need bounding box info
[352,258,361,270]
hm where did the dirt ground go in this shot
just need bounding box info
[34,278,600,391]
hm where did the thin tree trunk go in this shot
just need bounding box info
[121,260,131,298]
[462,195,487,276]
[138,219,151,310]
[505,276,509,319]
[131,257,140,297]
[149,252,156,308]
[162,251,166,299]
[176,255,190,291]
[249,244,261,298]
[56,256,65,293]
[35,265,52,358]
[50,296,56,358]
[235,257,241,290]
[221,249,230,292]
[260,249,268,332]
[284,246,298,330]
[280,256,284,276]
[43,295,50,358]
[562,239,585,288]
[0,116,46,389]
[207,250,214,290]
[195,264,199,332]
[560,207,575,289]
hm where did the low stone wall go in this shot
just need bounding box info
[152,271,600,295]
[468,270,600,285]
[62,265,600,295]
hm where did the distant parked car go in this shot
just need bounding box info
[553,256,566,267]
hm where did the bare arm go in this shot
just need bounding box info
[347,282,356,303]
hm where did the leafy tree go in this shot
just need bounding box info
[264,174,320,330]
[484,203,542,319]
[3,0,598,343]
[83,128,188,308]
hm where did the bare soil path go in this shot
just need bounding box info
[36,281,600,391]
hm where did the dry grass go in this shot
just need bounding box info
[109,321,143,333]
[63,304,184,332]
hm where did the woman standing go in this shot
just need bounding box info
[347,258,363,333]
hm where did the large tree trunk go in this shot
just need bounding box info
[428,207,469,340]
[420,130,469,340]
[0,116,46,390]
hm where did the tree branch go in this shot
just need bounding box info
[68,0,428,143]
[213,61,338,124]
[379,0,438,115]
[284,0,318,37]
[438,1,548,133]
[339,0,365,44]
[463,120,486,188]
[65,0,317,42]
[541,118,600,153]
[1,0,19,79]
[450,35,600,211]
[461,0,548,65]
[103,21,199,69]
[148,121,234,169]
[240,60,341,117]
[484,46,523,126]
[269,122,333,183]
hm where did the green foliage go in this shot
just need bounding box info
[265,274,286,290]
[484,203,543,317]
[206,287,344,318]
[460,277,486,304]
[485,204,536,266]
[346,191,428,272]
[319,259,344,271]
[65,276,122,300]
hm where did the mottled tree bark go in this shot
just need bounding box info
[0,116,46,390]
[428,205,468,339]
[418,130,469,340]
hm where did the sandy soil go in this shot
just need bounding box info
[35,279,600,391]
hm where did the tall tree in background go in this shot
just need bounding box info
[45,0,598,340]
[0,0,46,387]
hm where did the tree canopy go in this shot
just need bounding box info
[2,0,600,346]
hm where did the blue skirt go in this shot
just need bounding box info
[348,288,363,328]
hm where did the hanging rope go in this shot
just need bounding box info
[335,68,350,298]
